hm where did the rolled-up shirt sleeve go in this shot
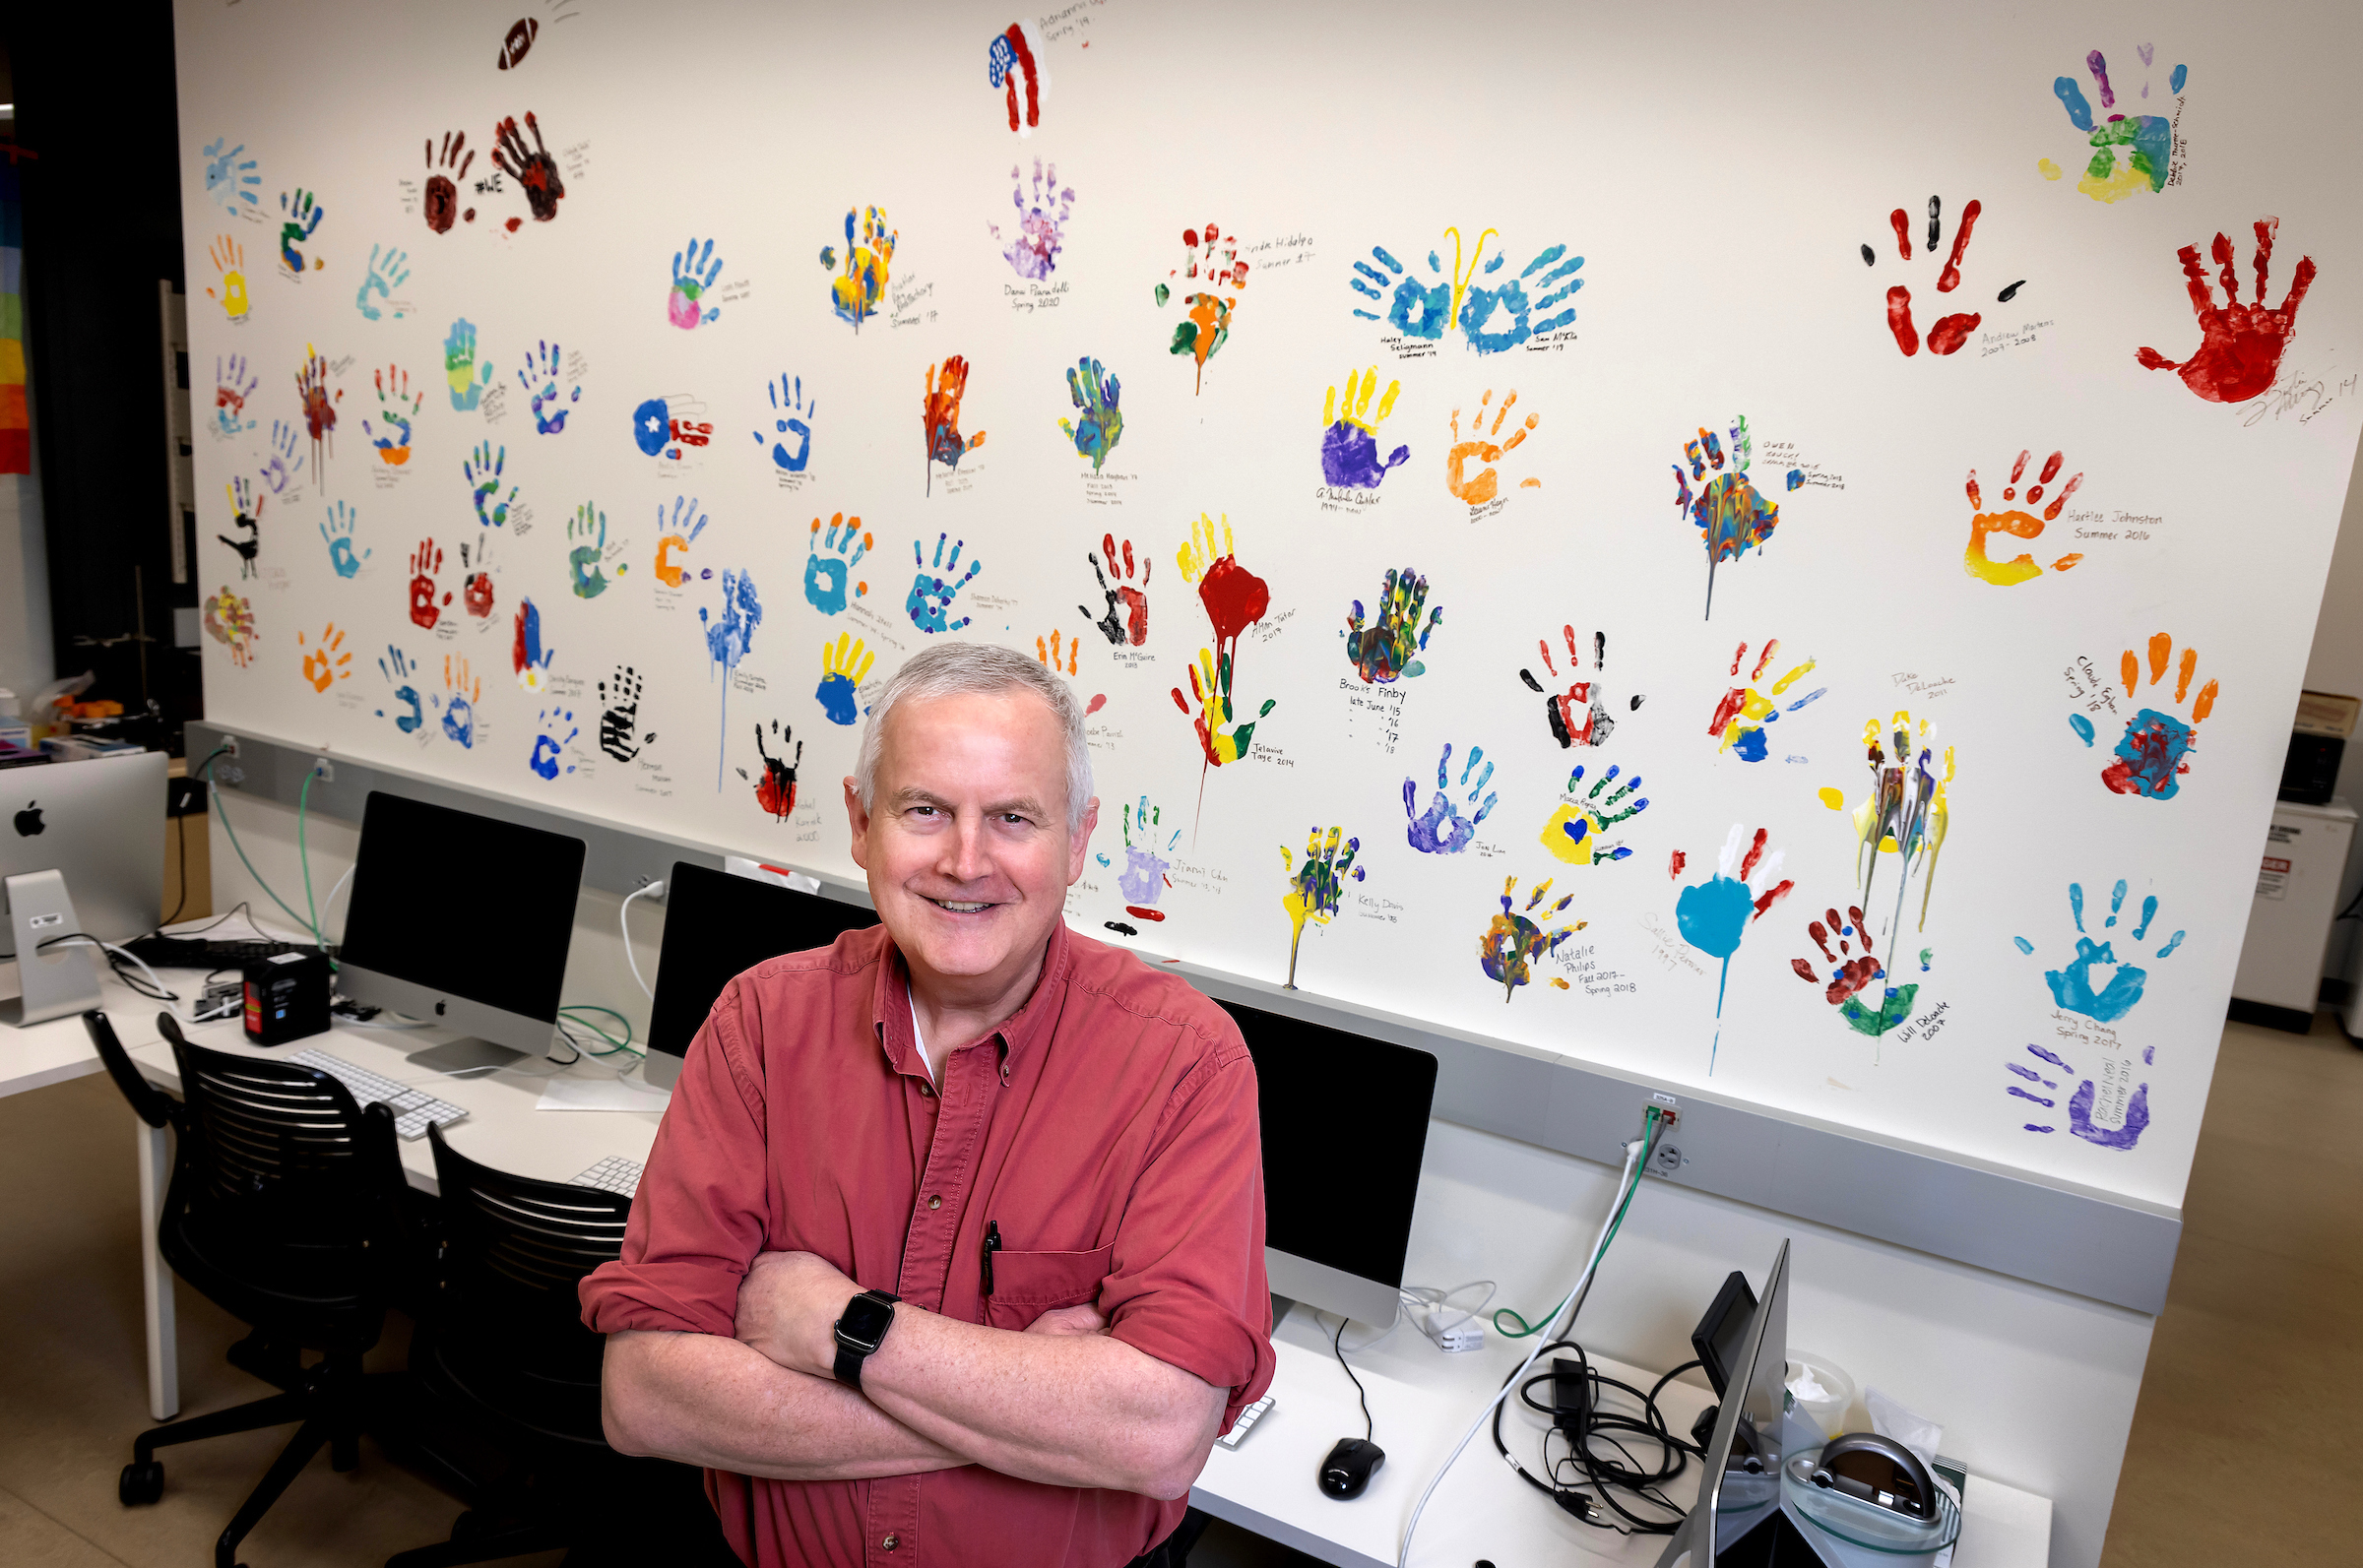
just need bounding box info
[580,980,771,1338]
[1097,1035,1276,1426]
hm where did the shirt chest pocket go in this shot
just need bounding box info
[983,1243,1116,1333]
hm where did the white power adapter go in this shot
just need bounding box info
[1407,1289,1490,1352]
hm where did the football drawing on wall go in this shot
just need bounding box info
[173,0,2363,1219]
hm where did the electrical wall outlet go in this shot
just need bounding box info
[219,734,240,757]
[309,757,334,783]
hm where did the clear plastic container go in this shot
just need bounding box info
[1784,1349,1858,1440]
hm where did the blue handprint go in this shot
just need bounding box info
[355,243,411,322]
[513,596,556,692]
[2013,879,2186,1024]
[375,647,424,734]
[701,569,763,674]
[320,501,368,578]
[668,236,725,329]
[529,709,578,780]
[261,419,306,494]
[444,318,493,410]
[278,189,324,273]
[1405,742,1498,854]
[1348,230,1583,353]
[906,533,982,634]
[203,138,260,211]
[466,442,518,528]
[2003,1042,2153,1151]
[755,373,816,472]
[1056,356,1123,470]
[212,355,259,439]
[519,340,579,433]
[802,514,869,614]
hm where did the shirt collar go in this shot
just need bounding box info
[871,917,1073,1080]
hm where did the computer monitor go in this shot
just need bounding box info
[1655,1239,1803,1568]
[642,860,879,1090]
[338,790,586,1073]
[1,750,167,958]
[1216,999,1437,1328]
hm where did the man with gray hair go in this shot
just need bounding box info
[583,641,1274,1568]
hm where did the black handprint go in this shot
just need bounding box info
[491,112,564,223]
[1079,533,1150,647]
[219,479,262,579]
[597,665,655,763]
[740,720,803,822]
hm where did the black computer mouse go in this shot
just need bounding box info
[1319,1437,1385,1499]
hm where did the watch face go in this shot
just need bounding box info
[836,1292,895,1354]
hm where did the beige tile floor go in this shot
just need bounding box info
[2,1013,2352,1566]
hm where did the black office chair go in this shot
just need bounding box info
[389,1120,730,1567]
[84,1009,414,1568]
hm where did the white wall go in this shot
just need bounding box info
[0,470,53,708]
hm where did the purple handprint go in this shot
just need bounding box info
[991,158,1074,281]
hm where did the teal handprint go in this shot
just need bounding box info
[1056,356,1123,470]
[803,513,869,614]
[2014,879,2186,1023]
[905,533,981,634]
[1342,566,1442,684]
[278,188,323,273]
[375,647,424,735]
[1405,741,1496,854]
[566,502,626,598]
[466,442,518,528]
[355,244,411,322]
[668,236,725,329]
[444,318,492,410]
[755,373,815,472]
[320,501,368,578]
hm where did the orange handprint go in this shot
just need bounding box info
[1445,389,1540,506]
[923,357,987,496]
[298,622,351,692]
[1964,449,2085,586]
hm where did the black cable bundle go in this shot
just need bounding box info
[1490,1340,1703,1535]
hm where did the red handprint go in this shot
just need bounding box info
[2136,218,2317,405]
[294,345,341,472]
[1081,533,1151,647]
[461,538,496,619]
[1874,197,1983,357]
[924,356,988,495]
[491,112,565,223]
[409,538,450,630]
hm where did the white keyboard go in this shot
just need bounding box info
[571,1155,644,1198]
[1216,1395,1274,1450]
[288,1049,469,1141]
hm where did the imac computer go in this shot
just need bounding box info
[1216,998,1438,1328]
[642,860,879,1090]
[338,791,586,1074]
[3,751,167,1025]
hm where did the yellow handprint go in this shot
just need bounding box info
[816,631,874,726]
[1845,711,1954,933]
[827,206,896,330]
[1320,368,1411,489]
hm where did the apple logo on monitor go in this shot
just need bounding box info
[12,801,41,838]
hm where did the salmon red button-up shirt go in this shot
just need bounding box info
[579,918,1275,1568]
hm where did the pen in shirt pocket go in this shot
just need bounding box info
[982,1220,1001,1296]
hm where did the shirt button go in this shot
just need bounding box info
[927,1195,941,1211]
[881,1534,900,1551]
[919,1084,933,1098]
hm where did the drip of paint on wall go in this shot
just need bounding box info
[1342,566,1441,684]
[1851,709,1954,935]
[1675,825,1795,1069]
[700,568,763,788]
[1168,516,1275,780]
[1281,826,1363,988]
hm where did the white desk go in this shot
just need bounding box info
[3,948,667,1423]
[1192,1303,2053,1568]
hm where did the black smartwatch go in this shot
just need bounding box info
[831,1288,900,1392]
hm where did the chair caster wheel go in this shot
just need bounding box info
[120,1461,164,1505]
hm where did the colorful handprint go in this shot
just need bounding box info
[442,655,481,746]
[203,587,257,667]
[1849,711,1954,937]
[278,188,324,273]
[1445,389,1539,506]
[994,159,1072,279]
[212,355,259,440]
[1709,639,1824,762]
[906,533,982,633]
[1791,904,1919,1039]
[1080,534,1150,647]
[1057,356,1123,470]
[1479,875,1583,1003]
[354,243,411,322]
[491,112,565,223]
[1348,229,1583,353]
[1541,763,1647,867]
[423,131,474,233]
[1117,796,1180,920]
[2088,634,2219,799]
[567,502,625,598]
[668,236,725,329]
[924,357,988,493]
[750,721,801,820]
[1156,224,1246,394]
[1281,826,1364,988]
[444,318,492,410]
[802,514,869,614]
[297,622,352,692]
[1343,567,1441,684]
[206,236,249,322]
[2014,879,2184,1024]
[320,501,367,578]
[1671,414,1796,618]
[519,341,579,433]
[367,364,421,465]
[409,538,450,630]
[1963,448,2086,585]
[2041,50,2185,204]
[817,632,874,726]
[1320,368,1410,488]
[512,596,555,690]
[466,443,518,528]
[654,496,709,587]
[1170,516,1274,771]
[1676,826,1795,1063]
[295,345,341,473]
[1862,197,1991,357]
[756,374,816,472]
[2135,219,2316,405]
[823,207,894,330]
[1405,742,1496,854]
[1518,626,1637,749]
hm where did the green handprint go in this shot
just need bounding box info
[567,502,627,599]
[1342,566,1442,684]
[278,188,323,274]
[1056,356,1123,470]
[444,318,492,410]
[1280,825,1365,988]
[467,442,518,528]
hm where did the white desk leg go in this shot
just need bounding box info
[137,1116,179,1421]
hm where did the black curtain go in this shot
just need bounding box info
[7,2,195,748]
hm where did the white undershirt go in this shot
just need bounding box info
[909,992,935,1086]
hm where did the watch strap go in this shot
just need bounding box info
[831,1288,900,1393]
